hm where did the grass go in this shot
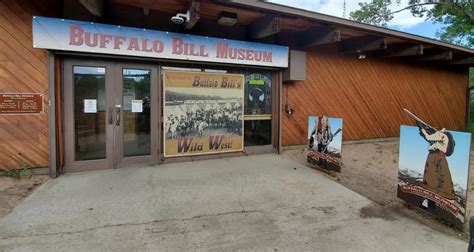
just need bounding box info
[3,164,31,179]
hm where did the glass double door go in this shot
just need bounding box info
[64,60,159,172]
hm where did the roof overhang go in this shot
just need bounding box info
[218,0,474,58]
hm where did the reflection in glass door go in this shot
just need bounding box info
[122,69,151,157]
[64,60,115,172]
[64,60,158,173]
[115,63,158,168]
[73,66,107,161]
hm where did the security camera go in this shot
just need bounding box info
[171,10,190,25]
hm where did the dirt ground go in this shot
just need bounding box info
[1,140,472,239]
[282,139,473,239]
[0,175,49,218]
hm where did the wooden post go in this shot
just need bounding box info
[47,52,57,178]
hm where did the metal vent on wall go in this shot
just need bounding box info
[283,50,307,82]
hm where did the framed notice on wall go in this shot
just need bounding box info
[163,71,244,157]
[0,93,44,115]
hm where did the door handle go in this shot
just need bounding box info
[108,107,113,125]
[115,106,121,126]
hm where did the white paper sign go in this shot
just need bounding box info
[84,99,97,113]
[131,99,143,113]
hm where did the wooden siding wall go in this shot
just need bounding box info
[282,46,468,146]
[0,0,49,169]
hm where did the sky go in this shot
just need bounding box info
[269,0,442,40]
[308,116,343,152]
[399,125,471,190]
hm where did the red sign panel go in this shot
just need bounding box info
[0,93,44,114]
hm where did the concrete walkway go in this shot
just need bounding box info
[0,154,467,251]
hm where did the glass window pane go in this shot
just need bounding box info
[244,72,273,146]
[123,69,151,157]
[73,66,106,161]
[244,120,271,146]
[244,72,272,115]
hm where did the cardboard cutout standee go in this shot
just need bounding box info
[398,109,471,227]
[307,116,343,172]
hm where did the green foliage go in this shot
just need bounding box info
[3,164,32,179]
[470,68,474,88]
[350,0,393,27]
[349,0,474,48]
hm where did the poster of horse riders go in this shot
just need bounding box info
[163,71,244,157]
[398,109,471,226]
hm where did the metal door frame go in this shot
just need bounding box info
[63,59,115,172]
[114,62,159,168]
[63,59,160,172]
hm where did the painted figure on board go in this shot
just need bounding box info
[404,109,456,200]
[418,126,456,200]
[309,116,333,166]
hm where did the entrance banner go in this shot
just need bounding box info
[398,110,471,227]
[163,71,244,157]
[32,16,289,68]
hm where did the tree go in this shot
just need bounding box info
[470,67,474,87]
[349,0,474,48]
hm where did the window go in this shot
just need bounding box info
[73,66,106,161]
[160,66,274,147]
[243,71,273,146]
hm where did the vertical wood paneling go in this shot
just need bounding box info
[282,46,468,145]
[0,0,49,169]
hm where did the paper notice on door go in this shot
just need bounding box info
[84,99,97,113]
[131,99,143,113]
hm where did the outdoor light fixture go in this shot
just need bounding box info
[357,49,366,60]
[285,103,295,115]
[218,11,237,26]
[285,86,295,116]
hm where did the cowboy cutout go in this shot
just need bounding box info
[309,116,333,167]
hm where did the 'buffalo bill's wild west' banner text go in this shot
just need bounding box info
[163,71,244,157]
[32,16,288,68]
